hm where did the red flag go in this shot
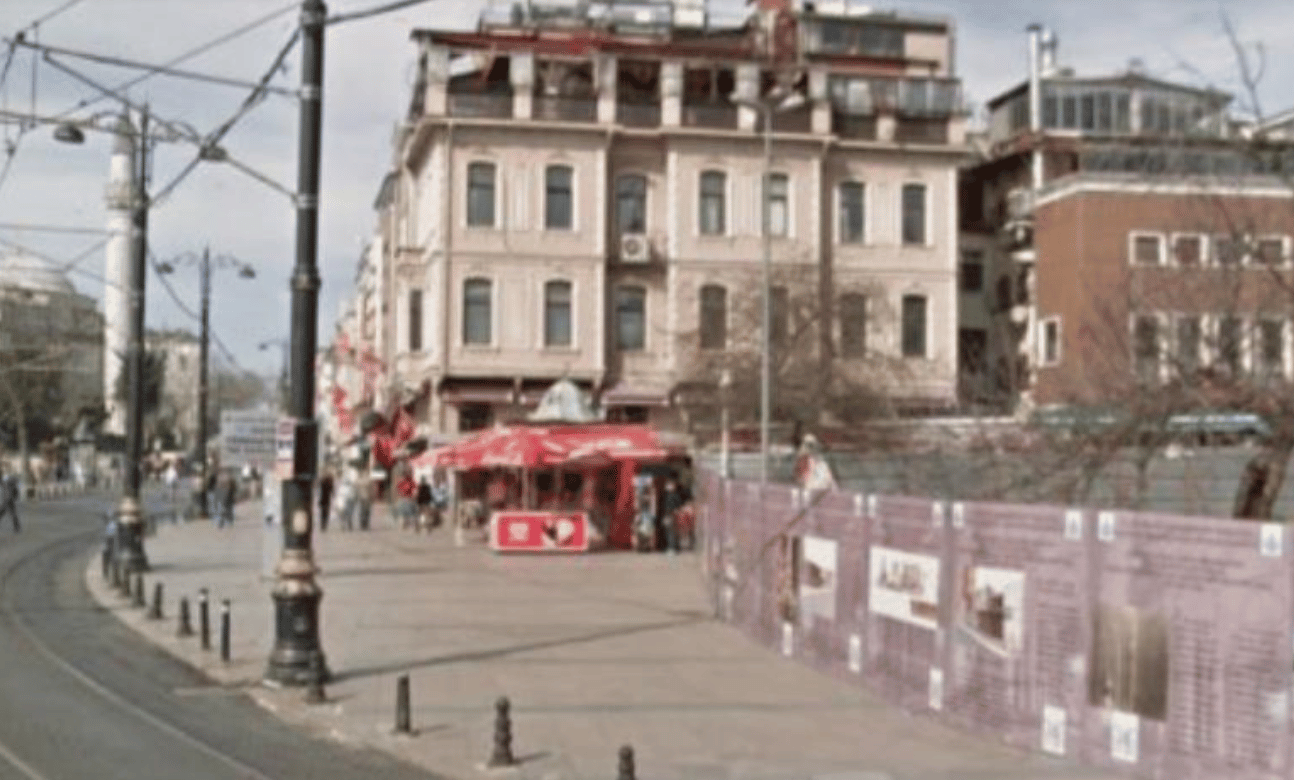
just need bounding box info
[392,405,416,446]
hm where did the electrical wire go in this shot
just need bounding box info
[148,252,248,373]
[0,221,110,235]
[25,0,87,30]
[327,0,443,25]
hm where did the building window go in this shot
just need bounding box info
[459,403,492,432]
[1256,236,1287,266]
[901,294,927,357]
[615,285,646,351]
[1172,234,1203,267]
[960,251,983,292]
[1176,316,1201,375]
[407,289,422,352]
[1218,316,1243,374]
[1130,232,1163,265]
[463,277,492,345]
[840,293,866,357]
[615,174,647,233]
[1214,234,1243,267]
[699,284,727,349]
[839,181,865,243]
[765,173,789,237]
[1040,317,1061,366]
[1259,319,1285,379]
[901,183,927,245]
[770,285,789,346]
[1133,315,1160,383]
[467,162,496,227]
[543,280,572,347]
[544,165,573,230]
[699,170,726,235]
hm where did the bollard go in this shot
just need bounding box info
[198,589,210,651]
[394,674,411,734]
[617,745,636,780]
[219,599,231,662]
[100,544,110,581]
[132,573,145,608]
[487,696,515,767]
[177,596,193,637]
[148,582,163,620]
[109,557,120,590]
[305,655,326,704]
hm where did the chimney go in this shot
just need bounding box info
[1039,29,1058,76]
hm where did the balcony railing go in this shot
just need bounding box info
[682,102,738,130]
[894,117,948,145]
[765,106,812,133]
[447,92,513,119]
[832,112,877,141]
[533,95,597,123]
[617,101,662,128]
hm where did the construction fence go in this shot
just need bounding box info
[697,472,1294,780]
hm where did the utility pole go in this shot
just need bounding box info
[117,109,150,574]
[266,0,328,686]
[196,247,211,519]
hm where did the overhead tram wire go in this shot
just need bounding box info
[50,1,299,121]
[148,253,247,373]
[327,0,443,25]
[24,0,87,31]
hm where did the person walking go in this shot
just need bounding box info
[661,477,684,555]
[395,462,418,531]
[355,468,373,531]
[415,474,433,532]
[216,470,237,529]
[318,470,334,532]
[0,468,20,533]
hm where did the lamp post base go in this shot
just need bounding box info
[114,496,149,574]
[264,555,328,686]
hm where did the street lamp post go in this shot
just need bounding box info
[158,247,255,520]
[266,0,328,687]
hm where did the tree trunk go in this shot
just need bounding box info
[1233,440,1294,520]
[0,370,31,492]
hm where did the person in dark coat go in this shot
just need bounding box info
[318,471,335,532]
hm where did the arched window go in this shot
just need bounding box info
[699,170,726,235]
[466,162,496,227]
[544,165,573,230]
[463,277,492,345]
[699,284,727,350]
[544,280,572,347]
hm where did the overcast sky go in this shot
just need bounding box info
[0,0,1290,380]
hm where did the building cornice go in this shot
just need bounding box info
[1035,173,1294,209]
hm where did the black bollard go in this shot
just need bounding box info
[219,599,231,662]
[148,582,163,620]
[617,745,636,780]
[177,596,193,637]
[109,558,120,590]
[487,696,515,767]
[394,674,411,734]
[132,573,146,608]
[305,655,326,704]
[101,544,110,581]
[198,589,210,651]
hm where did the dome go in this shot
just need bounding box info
[0,252,77,295]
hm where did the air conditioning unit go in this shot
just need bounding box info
[620,233,650,263]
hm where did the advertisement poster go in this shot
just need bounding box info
[490,511,589,552]
[868,546,941,630]
[957,565,1025,657]
[800,535,838,623]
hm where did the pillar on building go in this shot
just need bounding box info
[597,53,617,123]
[422,45,450,117]
[660,61,682,127]
[735,63,760,131]
[809,70,831,134]
[511,51,534,120]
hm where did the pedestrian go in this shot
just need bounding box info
[395,463,418,531]
[216,470,237,529]
[356,468,372,531]
[318,470,334,532]
[337,475,356,531]
[415,474,433,532]
[661,477,683,555]
[0,468,20,533]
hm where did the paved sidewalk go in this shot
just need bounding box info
[87,501,1121,780]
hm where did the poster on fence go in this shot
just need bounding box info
[800,535,838,623]
[956,565,1025,658]
[868,546,940,631]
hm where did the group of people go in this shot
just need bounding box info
[314,461,449,534]
[634,473,692,554]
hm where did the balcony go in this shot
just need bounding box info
[764,106,813,134]
[682,101,738,130]
[617,101,662,128]
[894,117,948,145]
[832,112,877,141]
[447,92,513,119]
[533,95,597,123]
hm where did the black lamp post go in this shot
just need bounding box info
[157,248,255,519]
[265,0,328,686]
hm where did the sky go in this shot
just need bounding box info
[0,0,1291,381]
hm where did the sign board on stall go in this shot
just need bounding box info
[220,410,276,470]
[490,511,590,553]
[274,418,296,480]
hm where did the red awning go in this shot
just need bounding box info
[415,423,686,472]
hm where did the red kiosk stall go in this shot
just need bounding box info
[417,423,689,553]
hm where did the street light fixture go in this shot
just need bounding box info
[157,248,256,520]
[735,86,805,487]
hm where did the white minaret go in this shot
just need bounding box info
[103,114,135,436]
